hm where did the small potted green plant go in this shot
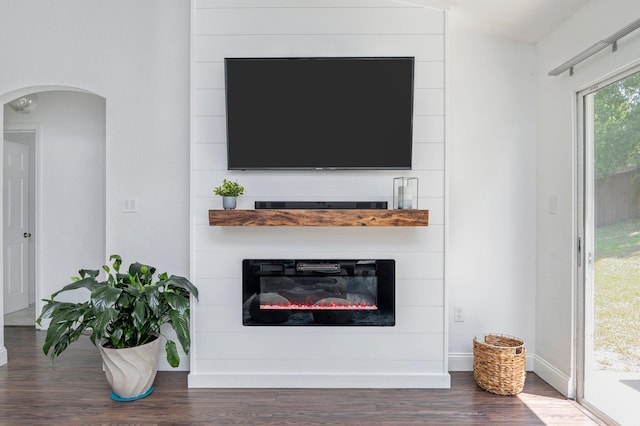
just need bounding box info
[37,255,199,401]
[213,178,245,209]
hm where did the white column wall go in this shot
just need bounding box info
[190,0,448,387]
[447,31,537,370]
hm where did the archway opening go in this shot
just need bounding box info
[2,88,106,343]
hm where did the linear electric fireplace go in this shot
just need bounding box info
[242,259,395,326]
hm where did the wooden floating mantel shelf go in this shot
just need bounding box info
[208,209,429,227]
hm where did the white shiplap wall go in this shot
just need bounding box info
[190,0,448,388]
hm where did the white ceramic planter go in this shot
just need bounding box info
[99,337,160,400]
[222,196,237,209]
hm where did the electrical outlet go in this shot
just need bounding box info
[122,197,139,213]
[549,195,558,215]
[454,305,464,322]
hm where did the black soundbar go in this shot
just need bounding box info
[255,201,388,210]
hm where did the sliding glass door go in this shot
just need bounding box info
[578,68,640,425]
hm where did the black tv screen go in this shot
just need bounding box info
[224,57,414,170]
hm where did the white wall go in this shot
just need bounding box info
[4,91,106,306]
[190,0,448,388]
[1,0,616,388]
[447,31,537,369]
[0,0,191,369]
[536,0,640,396]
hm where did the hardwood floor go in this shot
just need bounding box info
[1,326,603,425]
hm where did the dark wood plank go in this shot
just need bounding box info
[209,209,429,226]
[0,326,602,425]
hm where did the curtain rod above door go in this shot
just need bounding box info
[548,17,640,77]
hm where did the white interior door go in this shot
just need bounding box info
[3,139,31,315]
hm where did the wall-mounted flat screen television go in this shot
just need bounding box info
[224,57,414,170]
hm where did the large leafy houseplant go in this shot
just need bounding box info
[37,254,199,368]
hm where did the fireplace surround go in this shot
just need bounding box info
[242,259,395,326]
[188,1,448,389]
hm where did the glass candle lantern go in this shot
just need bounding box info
[393,177,418,209]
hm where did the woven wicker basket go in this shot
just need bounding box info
[473,333,526,395]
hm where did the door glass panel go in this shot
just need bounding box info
[582,71,640,425]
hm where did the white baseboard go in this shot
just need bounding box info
[188,372,452,388]
[0,346,7,366]
[532,354,574,398]
[448,352,473,371]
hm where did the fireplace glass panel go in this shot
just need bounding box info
[243,259,395,326]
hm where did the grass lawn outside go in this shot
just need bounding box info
[594,219,640,372]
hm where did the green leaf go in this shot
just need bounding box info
[89,332,97,347]
[51,276,97,298]
[41,302,91,365]
[145,285,161,316]
[165,275,199,300]
[116,272,130,285]
[118,289,135,308]
[36,300,58,325]
[91,285,122,311]
[110,328,123,348]
[43,319,74,357]
[92,307,118,341]
[167,309,190,354]
[165,340,180,368]
[110,254,122,272]
[124,325,136,344]
[78,269,100,280]
[129,262,156,281]
[165,292,189,313]
[132,299,147,329]
[49,327,84,366]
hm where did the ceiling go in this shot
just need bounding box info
[447,0,591,44]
